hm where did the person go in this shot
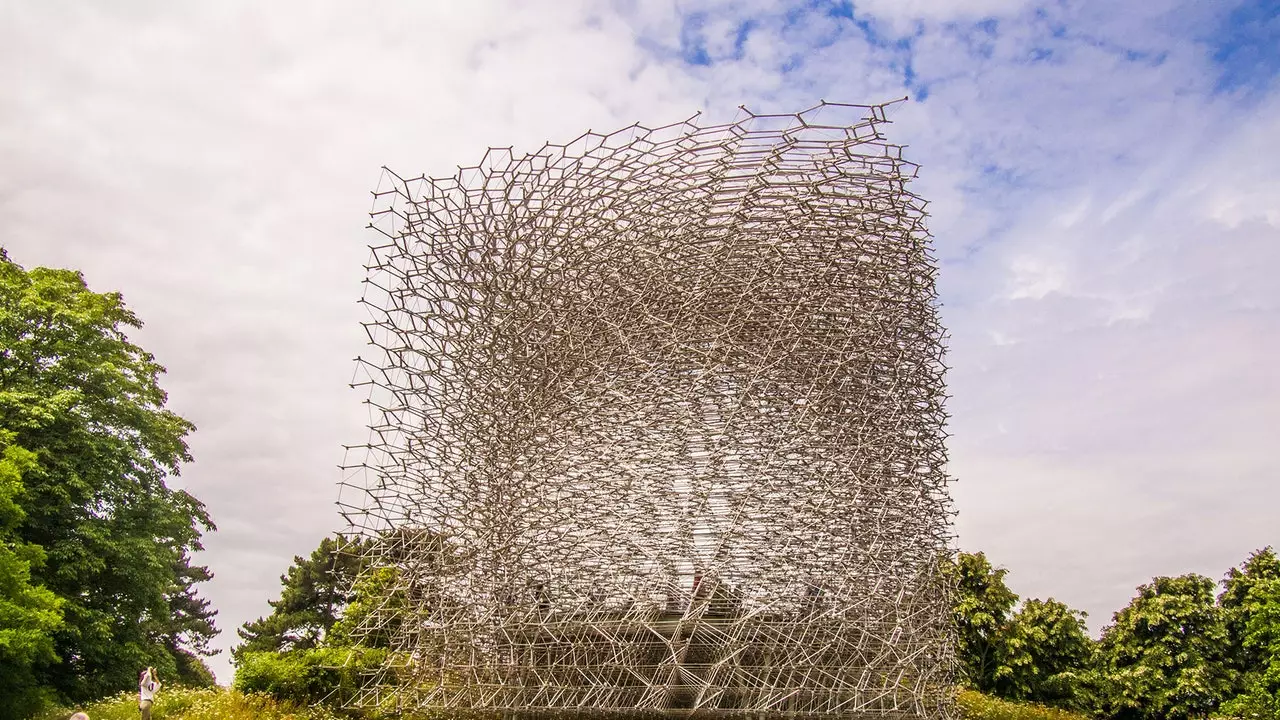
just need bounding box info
[138,667,160,720]
[69,713,90,720]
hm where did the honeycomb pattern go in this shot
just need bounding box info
[340,102,954,719]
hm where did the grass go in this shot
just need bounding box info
[41,685,1097,720]
[957,689,1092,720]
[38,686,346,720]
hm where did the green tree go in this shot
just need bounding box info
[1222,548,1280,679]
[948,551,1019,692]
[165,552,220,686]
[234,535,368,661]
[233,534,403,710]
[326,528,448,651]
[0,249,217,701]
[327,565,402,650]
[0,432,64,717]
[994,598,1093,708]
[1220,575,1280,718]
[1093,574,1233,720]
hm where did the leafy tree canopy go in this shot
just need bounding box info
[1093,573,1233,720]
[1220,552,1280,719]
[948,551,1019,692]
[1237,577,1280,672]
[327,564,401,650]
[234,535,368,661]
[0,432,65,717]
[0,249,217,701]
[994,598,1092,709]
[1222,547,1280,675]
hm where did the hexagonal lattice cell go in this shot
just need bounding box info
[340,102,954,719]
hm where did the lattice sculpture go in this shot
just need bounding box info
[339,101,954,719]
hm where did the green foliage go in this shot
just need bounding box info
[994,598,1093,708]
[233,647,387,709]
[949,551,1020,692]
[0,249,217,702]
[1222,664,1280,720]
[1093,573,1233,720]
[1236,576,1280,663]
[0,431,65,718]
[232,533,440,713]
[165,556,219,688]
[39,686,348,720]
[327,565,402,649]
[1222,548,1280,685]
[172,648,218,688]
[946,551,1094,710]
[957,688,1092,720]
[235,535,369,661]
[1220,574,1280,719]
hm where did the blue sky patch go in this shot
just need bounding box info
[1208,0,1280,93]
[677,12,756,65]
[679,12,712,65]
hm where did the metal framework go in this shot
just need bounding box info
[340,101,954,719]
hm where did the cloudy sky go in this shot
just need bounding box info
[3,0,1278,683]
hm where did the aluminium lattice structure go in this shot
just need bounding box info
[339,101,954,719]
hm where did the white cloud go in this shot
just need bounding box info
[1006,255,1069,300]
[856,0,1031,26]
[944,81,1280,625]
[1,0,706,684]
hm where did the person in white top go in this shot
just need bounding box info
[138,667,160,720]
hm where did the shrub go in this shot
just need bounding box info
[233,647,386,709]
[958,688,1092,720]
[34,685,347,720]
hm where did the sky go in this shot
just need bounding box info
[2,0,1278,685]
